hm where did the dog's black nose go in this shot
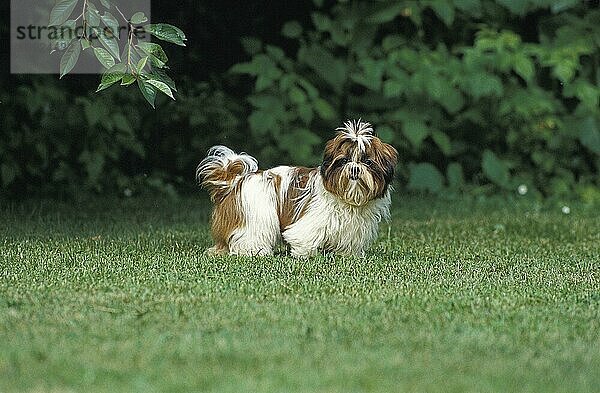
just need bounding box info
[349,166,360,180]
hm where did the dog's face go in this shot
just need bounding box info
[320,120,398,206]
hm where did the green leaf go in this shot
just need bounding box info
[137,42,167,61]
[101,12,120,38]
[289,86,307,104]
[95,27,121,61]
[441,89,464,114]
[428,0,455,26]
[137,56,148,74]
[408,163,444,193]
[311,13,331,31]
[97,72,125,92]
[61,18,77,31]
[248,94,282,109]
[145,24,187,46]
[276,74,292,92]
[138,42,168,68]
[93,47,115,69]
[265,45,285,61]
[240,37,262,55]
[564,80,599,111]
[366,3,404,24]
[131,12,148,24]
[279,128,321,163]
[112,113,132,133]
[453,0,482,17]
[298,45,347,94]
[383,80,403,98]
[554,61,576,83]
[314,98,336,120]
[249,110,277,134]
[377,125,395,143]
[85,3,101,27]
[297,78,319,99]
[431,130,452,155]
[121,74,136,86]
[49,0,79,26]
[0,163,18,186]
[282,21,302,38]
[423,75,464,113]
[99,0,111,8]
[402,119,429,149]
[229,62,255,75]
[256,75,274,91]
[496,0,529,16]
[352,58,385,91]
[138,78,157,108]
[578,117,600,155]
[482,150,510,188]
[146,79,175,100]
[465,72,503,98]
[297,103,313,125]
[150,69,177,92]
[514,53,534,82]
[382,35,405,52]
[96,63,126,92]
[230,54,281,80]
[447,163,465,190]
[551,0,580,13]
[79,150,105,183]
[60,40,81,78]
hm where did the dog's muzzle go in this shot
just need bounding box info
[349,164,361,180]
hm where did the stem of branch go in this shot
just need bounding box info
[114,5,130,24]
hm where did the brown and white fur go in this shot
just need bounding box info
[196,120,398,257]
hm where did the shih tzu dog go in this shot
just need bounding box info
[197,120,398,257]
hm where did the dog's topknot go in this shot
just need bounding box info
[335,119,375,152]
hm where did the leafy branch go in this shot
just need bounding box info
[48,0,187,108]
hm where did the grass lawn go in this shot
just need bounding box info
[1,195,599,392]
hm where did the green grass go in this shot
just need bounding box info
[1,196,599,392]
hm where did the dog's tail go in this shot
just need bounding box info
[196,145,258,201]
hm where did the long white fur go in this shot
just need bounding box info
[267,166,317,223]
[281,174,390,257]
[200,144,391,257]
[196,145,258,193]
[228,173,280,256]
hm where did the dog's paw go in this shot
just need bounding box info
[204,246,228,256]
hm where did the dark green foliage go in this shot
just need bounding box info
[1,0,599,199]
[0,78,242,197]
[232,0,600,199]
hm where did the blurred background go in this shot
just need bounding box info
[1,0,599,201]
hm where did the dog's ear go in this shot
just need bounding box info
[321,154,331,177]
[320,137,338,177]
[372,140,398,183]
[382,143,398,183]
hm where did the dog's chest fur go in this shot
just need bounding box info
[267,166,391,256]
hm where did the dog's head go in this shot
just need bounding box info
[320,120,398,206]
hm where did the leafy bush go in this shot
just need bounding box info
[0,77,242,197]
[1,0,599,201]
[230,0,600,200]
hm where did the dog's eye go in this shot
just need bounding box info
[364,159,374,166]
[336,157,348,166]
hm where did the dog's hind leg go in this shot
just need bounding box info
[227,173,280,256]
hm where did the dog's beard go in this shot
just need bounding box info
[331,165,378,207]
